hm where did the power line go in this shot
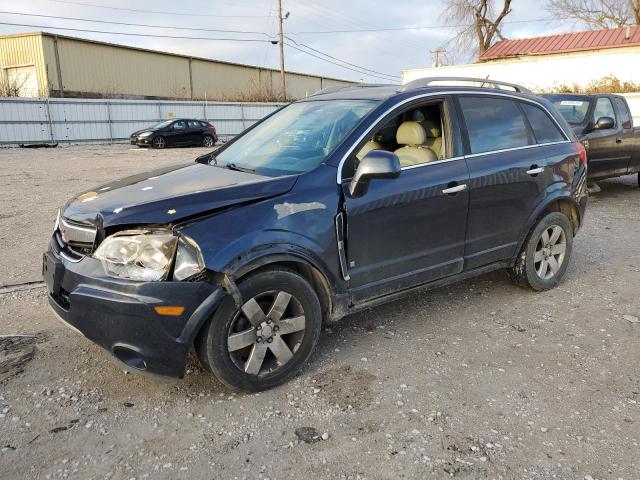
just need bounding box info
[285,36,400,79]
[0,11,275,37]
[43,0,276,18]
[288,17,562,35]
[285,42,398,82]
[0,21,273,42]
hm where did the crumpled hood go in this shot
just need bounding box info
[62,163,298,228]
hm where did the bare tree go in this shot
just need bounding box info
[0,75,27,97]
[440,0,513,60]
[630,0,640,23]
[547,0,636,28]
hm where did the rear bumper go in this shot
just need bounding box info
[44,242,225,379]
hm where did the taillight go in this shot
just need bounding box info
[208,125,216,135]
[573,142,587,167]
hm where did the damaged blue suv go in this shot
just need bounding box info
[44,78,588,391]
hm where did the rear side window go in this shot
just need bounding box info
[188,120,200,129]
[613,97,632,129]
[521,103,565,144]
[593,97,616,125]
[459,97,529,154]
[199,121,209,127]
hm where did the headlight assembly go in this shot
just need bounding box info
[94,230,177,281]
[138,131,152,138]
[93,230,205,282]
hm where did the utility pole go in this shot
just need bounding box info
[430,48,446,67]
[277,0,286,100]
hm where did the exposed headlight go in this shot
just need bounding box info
[94,230,177,281]
[138,131,152,138]
[173,236,205,281]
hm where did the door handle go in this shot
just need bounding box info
[442,184,467,195]
[526,166,544,175]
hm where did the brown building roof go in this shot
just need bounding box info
[480,25,640,61]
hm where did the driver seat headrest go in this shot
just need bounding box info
[396,121,427,146]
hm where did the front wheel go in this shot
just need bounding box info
[151,136,166,149]
[196,268,322,391]
[508,212,574,291]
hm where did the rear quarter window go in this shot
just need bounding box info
[459,97,530,154]
[521,103,565,144]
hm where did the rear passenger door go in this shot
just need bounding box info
[458,95,566,270]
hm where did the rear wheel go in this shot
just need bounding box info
[151,136,166,149]
[508,212,574,291]
[196,268,322,391]
[202,135,215,147]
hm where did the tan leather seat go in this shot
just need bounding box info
[394,121,437,167]
[356,140,382,160]
[420,118,442,159]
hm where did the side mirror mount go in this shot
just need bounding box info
[348,150,401,198]
[592,116,615,130]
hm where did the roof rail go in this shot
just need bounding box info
[310,83,396,97]
[398,77,531,94]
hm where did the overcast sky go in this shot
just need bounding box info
[0,0,583,83]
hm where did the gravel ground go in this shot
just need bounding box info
[1,145,639,480]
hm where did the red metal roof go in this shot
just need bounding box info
[480,25,640,61]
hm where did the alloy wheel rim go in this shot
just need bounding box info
[203,136,213,147]
[153,137,165,148]
[534,225,566,280]
[227,291,306,376]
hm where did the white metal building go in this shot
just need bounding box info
[403,26,640,92]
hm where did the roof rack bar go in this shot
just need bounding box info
[399,77,531,94]
[311,83,396,97]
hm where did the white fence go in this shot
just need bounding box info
[1,94,639,146]
[0,97,286,145]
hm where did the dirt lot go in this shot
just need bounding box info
[1,145,639,480]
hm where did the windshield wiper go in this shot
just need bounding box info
[224,162,256,173]
[195,152,216,165]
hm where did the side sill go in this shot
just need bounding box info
[330,261,509,320]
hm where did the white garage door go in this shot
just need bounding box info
[4,65,39,97]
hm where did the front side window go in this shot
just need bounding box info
[593,98,616,125]
[521,103,565,144]
[173,121,187,130]
[216,100,379,176]
[460,97,529,154]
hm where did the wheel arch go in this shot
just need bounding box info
[511,193,582,266]
[232,253,335,323]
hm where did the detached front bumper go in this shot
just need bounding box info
[43,240,225,379]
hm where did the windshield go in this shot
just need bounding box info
[215,100,379,176]
[152,120,174,130]
[547,95,591,125]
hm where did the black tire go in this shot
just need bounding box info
[202,135,215,148]
[196,267,322,392]
[508,212,574,291]
[151,136,166,149]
